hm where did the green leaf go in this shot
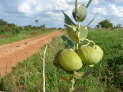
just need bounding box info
[65,25,88,43]
[78,26,88,40]
[62,11,75,25]
[65,24,77,32]
[65,25,79,43]
[61,35,74,48]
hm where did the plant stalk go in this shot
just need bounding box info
[69,78,75,92]
[76,22,81,50]
[41,45,48,92]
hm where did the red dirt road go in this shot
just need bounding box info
[0,31,61,77]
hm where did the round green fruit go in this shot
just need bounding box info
[58,49,82,71]
[77,45,103,65]
[53,50,62,68]
[72,4,87,22]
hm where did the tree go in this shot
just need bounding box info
[116,24,122,28]
[0,19,8,25]
[34,19,39,26]
[96,19,113,28]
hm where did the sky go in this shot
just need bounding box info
[0,0,123,28]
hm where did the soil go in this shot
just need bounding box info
[0,31,61,77]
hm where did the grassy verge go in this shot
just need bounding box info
[0,29,53,45]
[0,29,123,92]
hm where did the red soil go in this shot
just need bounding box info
[0,31,61,77]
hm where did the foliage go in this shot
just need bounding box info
[114,24,122,28]
[96,19,113,28]
[0,19,8,25]
[55,0,104,91]
[0,29,123,92]
[0,20,53,45]
[0,19,47,34]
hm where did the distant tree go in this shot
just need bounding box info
[40,24,46,31]
[116,24,122,28]
[0,19,8,25]
[96,24,101,28]
[35,19,39,23]
[35,19,39,26]
[96,19,113,28]
[58,27,63,30]
[24,25,34,31]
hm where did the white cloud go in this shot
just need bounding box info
[18,0,74,16]
[93,0,100,5]
[46,11,63,21]
[4,0,122,27]
[52,0,72,10]
[93,7,107,16]
[18,0,43,15]
[109,4,123,18]
[111,0,123,3]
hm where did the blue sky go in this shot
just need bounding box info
[0,0,123,28]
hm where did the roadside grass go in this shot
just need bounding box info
[0,29,53,45]
[0,29,123,92]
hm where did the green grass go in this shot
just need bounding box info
[0,29,123,92]
[0,29,52,45]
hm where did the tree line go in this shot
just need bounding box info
[96,19,122,28]
[0,19,46,34]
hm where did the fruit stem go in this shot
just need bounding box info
[76,43,79,50]
[69,77,75,92]
[83,39,95,46]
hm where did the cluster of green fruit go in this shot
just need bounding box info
[54,45,103,71]
[54,0,103,72]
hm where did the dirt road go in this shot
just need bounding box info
[0,31,61,77]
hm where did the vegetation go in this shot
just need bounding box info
[0,29,123,92]
[0,19,52,45]
[0,0,123,91]
[96,19,113,28]
[55,0,104,91]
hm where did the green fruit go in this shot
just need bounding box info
[54,50,62,68]
[78,45,103,65]
[58,49,82,71]
[72,4,87,22]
